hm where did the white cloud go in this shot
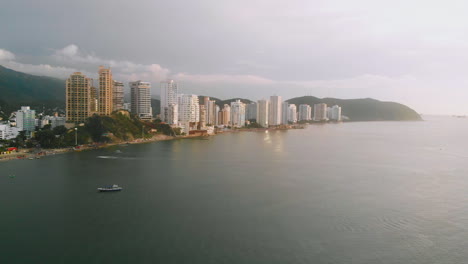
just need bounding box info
[0,49,15,61]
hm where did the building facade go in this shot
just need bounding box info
[330,105,342,121]
[66,72,92,123]
[288,104,297,123]
[160,80,178,123]
[98,66,113,115]
[298,104,312,121]
[221,104,231,126]
[178,94,200,132]
[16,106,36,134]
[257,99,269,128]
[313,103,328,121]
[230,100,246,128]
[268,95,282,126]
[246,102,257,121]
[130,81,153,120]
[113,81,125,111]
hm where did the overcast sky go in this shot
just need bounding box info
[1,0,468,114]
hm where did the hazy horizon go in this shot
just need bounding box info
[2,0,468,115]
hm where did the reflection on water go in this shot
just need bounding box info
[2,117,468,263]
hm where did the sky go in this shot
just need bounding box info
[1,0,468,114]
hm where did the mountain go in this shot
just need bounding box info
[0,66,421,122]
[0,65,65,118]
[286,96,422,121]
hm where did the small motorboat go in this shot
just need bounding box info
[97,184,122,192]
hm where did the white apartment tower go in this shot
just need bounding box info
[288,104,297,123]
[160,80,179,123]
[178,94,200,131]
[257,99,269,128]
[230,100,246,128]
[16,106,36,132]
[298,104,312,121]
[130,81,152,120]
[330,105,342,121]
[268,95,282,126]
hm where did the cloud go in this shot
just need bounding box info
[53,44,171,84]
[174,73,276,85]
[0,49,15,61]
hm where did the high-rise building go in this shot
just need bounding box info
[66,72,92,123]
[215,105,220,126]
[98,66,113,115]
[246,102,257,121]
[257,99,269,128]
[298,104,312,121]
[199,105,206,129]
[178,94,200,131]
[130,81,152,120]
[113,81,124,111]
[90,86,98,113]
[160,80,178,123]
[204,97,217,125]
[313,103,328,121]
[281,101,290,125]
[268,95,282,126]
[330,105,342,121]
[230,100,246,128]
[16,106,36,137]
[221,104,231,126]
[166,104,178,125]
[288,104,297,123]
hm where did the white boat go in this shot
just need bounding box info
[97,184,122,192]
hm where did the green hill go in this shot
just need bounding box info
[0,65,65,118]
[286,96,422,121]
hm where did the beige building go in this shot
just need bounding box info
[90,86,98,113]
[98,66,113,115]
[66,72,92,123]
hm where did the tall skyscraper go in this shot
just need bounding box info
[268,95,282,126]
[199,105,206,129]
[257,99,269,128]
[113,81,124,111]
[230,100,246,128]
[330,105,342,121]
[90,86,98,113]
[215,105,220,126]
[246,102,257,121]
[66,72,92,123]
[204,97,217,125]
[160,80,179,123]
[98,66,113,115]
[313,103,328,121]
[288,104,297,123]
[298,104,312,121]
[130,81,152,120]
[221,104,231,126]
[16,106,36,134]
[178,94,200,131]
[281,101,289,125]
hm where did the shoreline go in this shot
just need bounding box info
[0,126,303,163]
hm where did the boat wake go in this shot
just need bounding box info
[97,156,119,159]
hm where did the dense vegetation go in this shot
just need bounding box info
[0,65,65,119]
[0,111,179,149]
[286,96,422,121]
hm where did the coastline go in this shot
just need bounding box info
[0,126,305,163]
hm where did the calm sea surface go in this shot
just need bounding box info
[2,116,468,263]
